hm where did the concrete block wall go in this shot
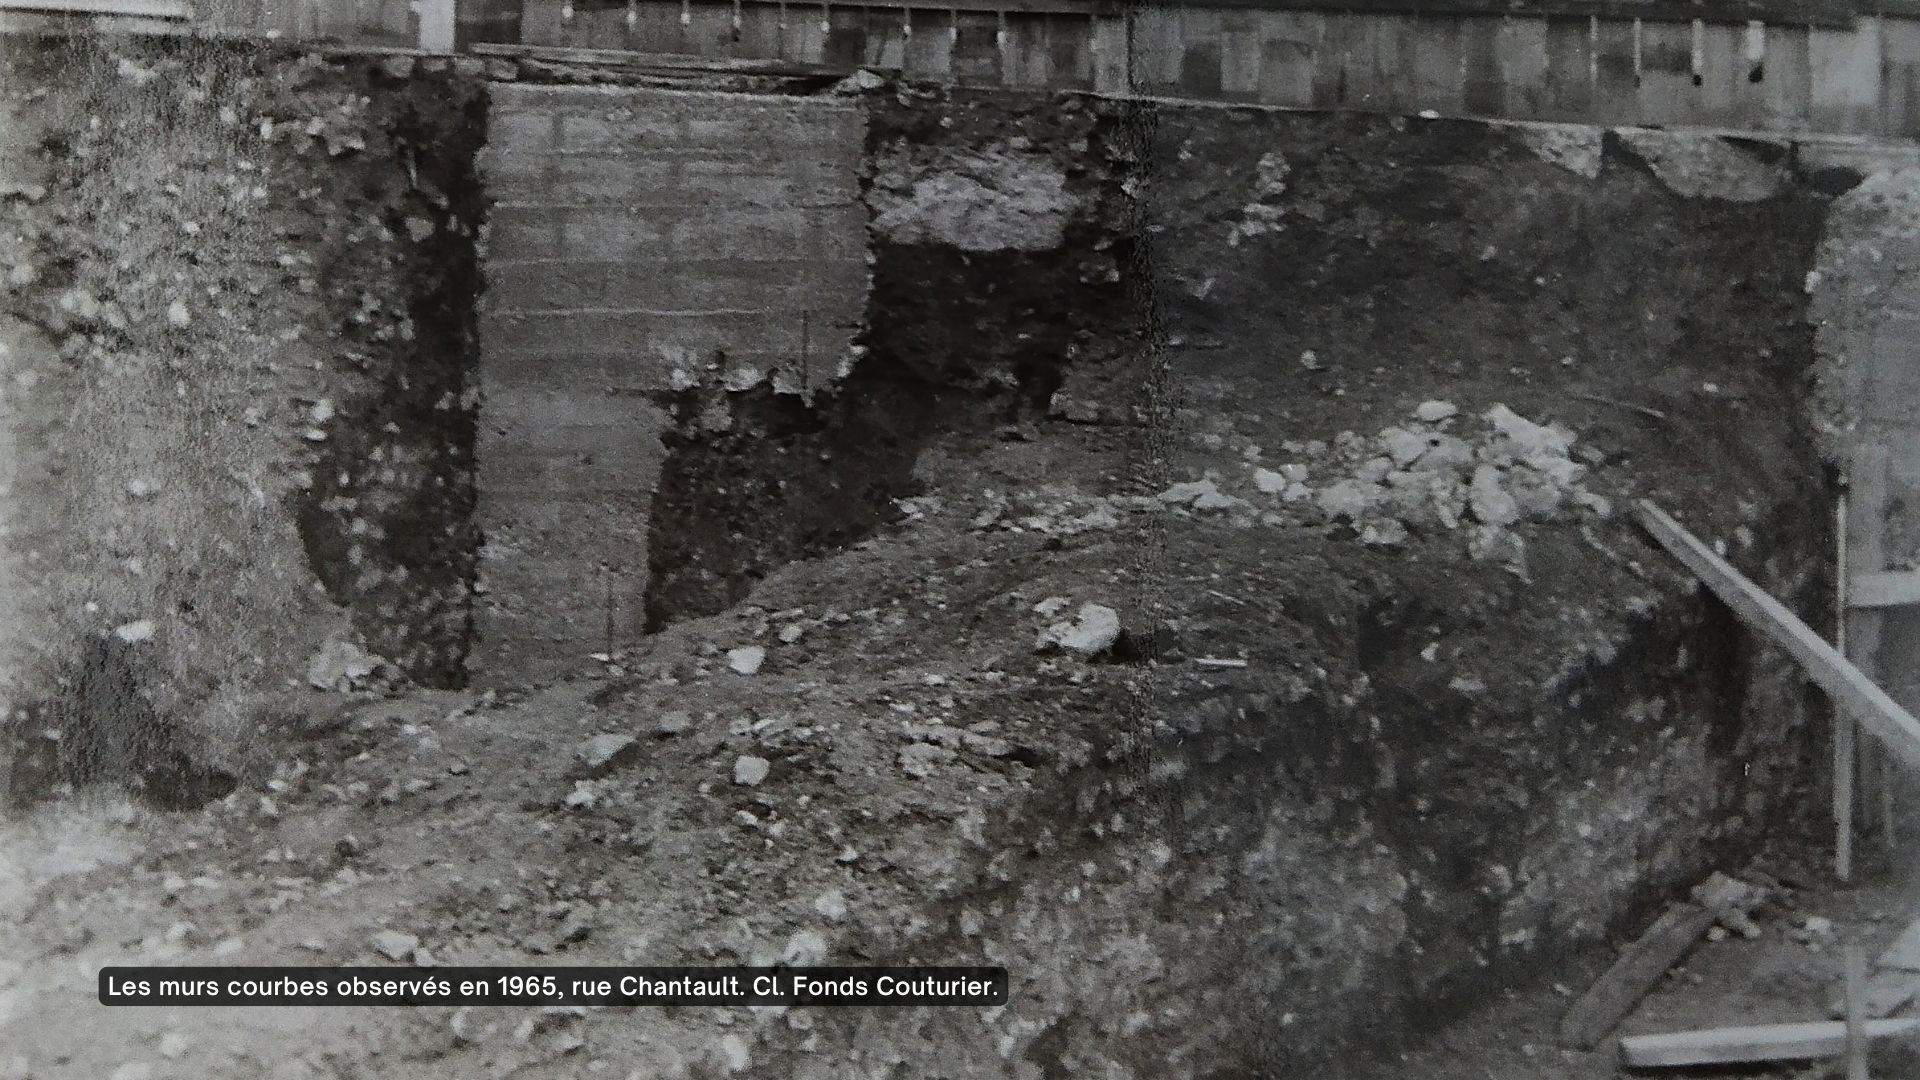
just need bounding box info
[473,84,869,684]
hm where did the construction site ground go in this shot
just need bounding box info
[3,31,1916,1080]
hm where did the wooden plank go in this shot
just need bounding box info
[1311,11,1361,107]
[902,7,953,81]
[1846,945,1869,1080]
[0,0,188,15]
[1636,499,1920,774]
[1499,15,1552,117]
[950,9,1001,84]
[1220,9,1262,99]
[1592,17,1639,125]
[822,5,866,67]
[1621,1019,1920,1068]
[1852,571,1920,609]
[683,1,738,56]
[1882,18,1920,136]
[1696,21,1744,126]
[1378,12,1423,112]
[865,5,908,69]
[734,1,782,58]
[1410,12,1467,114]
[781,4,826,64]
[1002,11,1049,87]
[1255,9,1321,107]
[1838,491,1858,882]
[626,1,685,52]
[415,0,453,50]
[1542,15,1594,119]
[1089,11,1126,92]
[1762,23,1814,129]
[1333,9,1376,109]
[1129,5,1181,93]
[1177,7,1226,97]
[1460,13,1503,114]
[469,40,865,73]
[1637,18,1697,126]
[1559,903,1716,1050]
[734,0,1118,12]
[1140,0,1855,30]
[1349,10,1416,112]
[1810,19,1885,134]
[1046,13,1093,88]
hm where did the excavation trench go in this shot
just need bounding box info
[470,82,1849,1076]
[0,39,1883,1079]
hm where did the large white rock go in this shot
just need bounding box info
[1468,465,1520,528]
[1040,603,1122,658]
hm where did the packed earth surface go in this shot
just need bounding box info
[2,31,1919,1080]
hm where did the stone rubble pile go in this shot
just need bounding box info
[932,402,1610,561]
[1285,401,1614,556]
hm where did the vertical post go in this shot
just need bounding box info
[1845,941,1870,1080]
[1882,740,1898,855]
[1837,490,1854,881]
[417,0,456,52]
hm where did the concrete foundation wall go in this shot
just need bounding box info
[473,84,868,684]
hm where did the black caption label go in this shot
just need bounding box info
[99,966,1009,1007]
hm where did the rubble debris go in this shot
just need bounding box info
[732,756,770,787]
[899,741,957,778]
[573,734,640,779]
[525,911,594,955]
[1036,603,1122,658]
[726,646,766,676]
[306,638,389,693]
[813,891,848,921]
[1694,871,1766,939]
[369,929,419,962]
[1559,873,1767,1050]
[1791,914,1837,947]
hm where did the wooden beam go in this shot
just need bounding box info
[1560,903,1716,1050]
[720,0,1123,14]
[1619,1018,1919,1068]
[1838,492,1856,881]
[470,42,890,74]
[1850,571,1920,610]
[567,0,1852,24]
[1846,944,1870,1080]
[416,0,455,52]
[0,0,188,16]
[1636,500,1920,775]
[1106,0,1857,29]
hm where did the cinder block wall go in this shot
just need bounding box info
[474,84,868,685]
